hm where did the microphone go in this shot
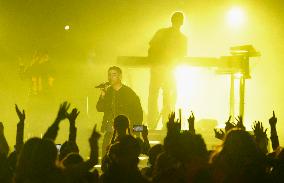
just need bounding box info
[95,82,110,88]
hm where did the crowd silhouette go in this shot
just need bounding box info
[0,102,284,183]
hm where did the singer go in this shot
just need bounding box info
[96,66,143,155]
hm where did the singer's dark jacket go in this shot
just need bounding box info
[96,85,143,132]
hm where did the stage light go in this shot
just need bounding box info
[227,7,245,28]
[234,72,243,78]
[174,65,230,130]
[174,65,203,129]
[64,25,70,30]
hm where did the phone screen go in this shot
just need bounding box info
[133,125,144,132]
[56,144,61,152]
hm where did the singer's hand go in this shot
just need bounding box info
[100,88,106,97]
[100,83,110,97]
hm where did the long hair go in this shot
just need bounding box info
[15,138,58,183]
[211,129,267,182]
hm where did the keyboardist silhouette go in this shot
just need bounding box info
[148,11,187,129]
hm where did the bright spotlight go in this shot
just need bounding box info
[234,72,243,79]
[227,7,245,28]
[64,25,70,30]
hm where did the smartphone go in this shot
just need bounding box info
[56,144,62,152]
[133,125,144,132]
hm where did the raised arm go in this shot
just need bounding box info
[88,124,101,165]
[235,116,246,131]
[269,111,279,150]
[15,104,25,154]
[141,125,150,155]
[187,111,195,134]
[64,124,101,181]
[66,108,80,143]
[224,116,235,132]
[164,112,181,153]
[0,122,9,156]
[166,112,181,136]
[252,121,268,154]
[43,101,70,141]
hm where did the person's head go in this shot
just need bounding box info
[109,135,140,169]
[171,11,184,29]
[257,136,269,155]
[62,153,83,168]
[108,66,122,85]
[148,144,163,167]
[113,115,130,136]
[15,138,58,181]
[211,129,265,169]
[211,129,267,182]
[222,129,260,157]
[177,132,208,163]
[58,141,79,161]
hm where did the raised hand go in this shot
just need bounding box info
[252,121,268,154]
[167,112,181,135]
[67,108,80,124]
[67,108,80,143]
[269,111,277,127]
[269,111,279,150]
[252,121,267,138]
[187,111,195,134]
[15,104,25,122]
[225,116,235,132]
[100,83,110,97]
[142,125,149,140]
[89,124,101,164]
[55,101,70,121]
[168,112,175,123]
[89,124,101,150]
[90,124,101,141]
[214,128,225,140]
[15,105,25,152]
[235,116,245,130]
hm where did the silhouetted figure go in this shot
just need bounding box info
[110,115,132,144]
[63,153,99,183]
[100,135,149,183]
[210,129,269,183]
[101,115,150,173]
[15,137,64,183]
[14,104,101,183]
[110,115,150,154]
[58,108,80,161]
[148,12,187,129]
[96,66,143,156]
[0,122,13,183]
[141,144,163,181]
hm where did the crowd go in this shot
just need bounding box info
[0,102,283,183]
